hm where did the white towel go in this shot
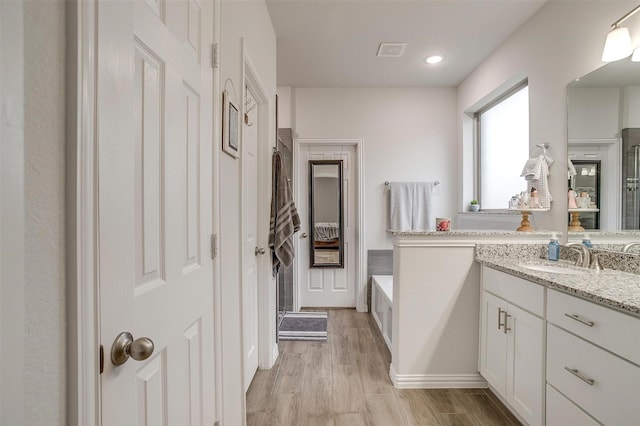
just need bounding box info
[522,155,554,208]
[520,156,542,180]
[389,182,436,231]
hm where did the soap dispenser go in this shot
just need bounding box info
[548,232,560,261]
[582,233,593,248]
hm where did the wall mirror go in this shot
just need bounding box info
[567,57,640,239]
[309,160,344,268]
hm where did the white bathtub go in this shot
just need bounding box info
[371,275,393,351]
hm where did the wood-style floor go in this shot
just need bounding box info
[246,309,521,426]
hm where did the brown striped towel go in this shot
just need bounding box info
[269,151,300,275]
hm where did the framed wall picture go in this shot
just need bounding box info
[222,90,240,158]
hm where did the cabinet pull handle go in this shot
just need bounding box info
[504,313,511,334]
[497,308,504,330]
[564,313,595,327]
[564,367,595,386]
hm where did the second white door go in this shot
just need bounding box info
[297,144,356,308]
[242,85,260,391]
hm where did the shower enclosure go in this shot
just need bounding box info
[622,128,640,230]
[276,129,295,326]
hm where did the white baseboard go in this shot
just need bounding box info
[271,344,279,366]
[389,364,488,389]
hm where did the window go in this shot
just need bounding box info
[476,82,529,210]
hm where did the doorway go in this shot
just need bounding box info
[294,139,365,310]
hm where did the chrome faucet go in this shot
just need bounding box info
[566,242,591,268]
[622,242,640,253]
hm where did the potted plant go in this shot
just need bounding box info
[470,200,480,212]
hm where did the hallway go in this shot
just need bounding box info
[246,309,520,425]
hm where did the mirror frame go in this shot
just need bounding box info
[309,160,344,268]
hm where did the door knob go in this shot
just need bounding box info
[301,232,308,239]
[110,332,155,366]
[255,247,266,256]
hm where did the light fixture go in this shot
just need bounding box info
[633,47,640,62]
[425,55,444,65]
[602,5,640,62]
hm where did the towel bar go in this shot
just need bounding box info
[384,180,440,186]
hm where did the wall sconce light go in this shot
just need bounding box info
[602,5,640,62]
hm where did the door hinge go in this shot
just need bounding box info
[211,233,218,259]
[211,43,219,69]
[99,345,104,374]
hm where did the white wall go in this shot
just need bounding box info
[219,1,276,424]
[289,87,457,249]
[457,1,640,235]
[568,87,621,139]
[623,86,640,128]
[23,2,67,425]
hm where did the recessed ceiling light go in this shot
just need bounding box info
[425,55,444,64]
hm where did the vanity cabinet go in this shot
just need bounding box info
[480,267,545,426]
[546,290,640,425]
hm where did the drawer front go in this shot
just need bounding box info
[546,385,599,426]
[482,266,544,316]
[548,289,640,365]
[547,324,640,425]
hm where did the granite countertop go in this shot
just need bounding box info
[477,255,640,317]
[388,230,557,237]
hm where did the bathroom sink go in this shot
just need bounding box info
[518,263,587,275]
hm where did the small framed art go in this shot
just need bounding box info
[222,90,240,158]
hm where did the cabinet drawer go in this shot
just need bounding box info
[482,266,544,316]
[547,324,640,425]
[548,289,640,365]
[546,385,599,426]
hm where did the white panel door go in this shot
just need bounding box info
[98,1,216,425]
[242,85,259,391]
[297,144,356,307]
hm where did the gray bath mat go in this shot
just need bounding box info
[278,311,328,341]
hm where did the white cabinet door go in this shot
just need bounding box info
[506,303,545,426]
[480,291,508,394]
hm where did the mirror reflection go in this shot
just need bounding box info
[309,160,344,267]
[567,58,640,232]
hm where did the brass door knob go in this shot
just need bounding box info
[255,247,266,256]
[110,332,155,366]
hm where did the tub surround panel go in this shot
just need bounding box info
[392,244,483,386]
[367,250,393,310]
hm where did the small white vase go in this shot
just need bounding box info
[470,204,480,212]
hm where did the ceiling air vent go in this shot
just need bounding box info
[376,42,407,58]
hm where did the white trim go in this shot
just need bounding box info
[294,138,367,312]
[241,42,278,372]
[211,0,223,422]
[70,0,100,424]
[389,365,488,389]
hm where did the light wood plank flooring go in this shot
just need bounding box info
[247,309,521,426]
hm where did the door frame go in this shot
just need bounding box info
[68,1,223,423]
[293,138,367,312]
[241,41,279,371]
